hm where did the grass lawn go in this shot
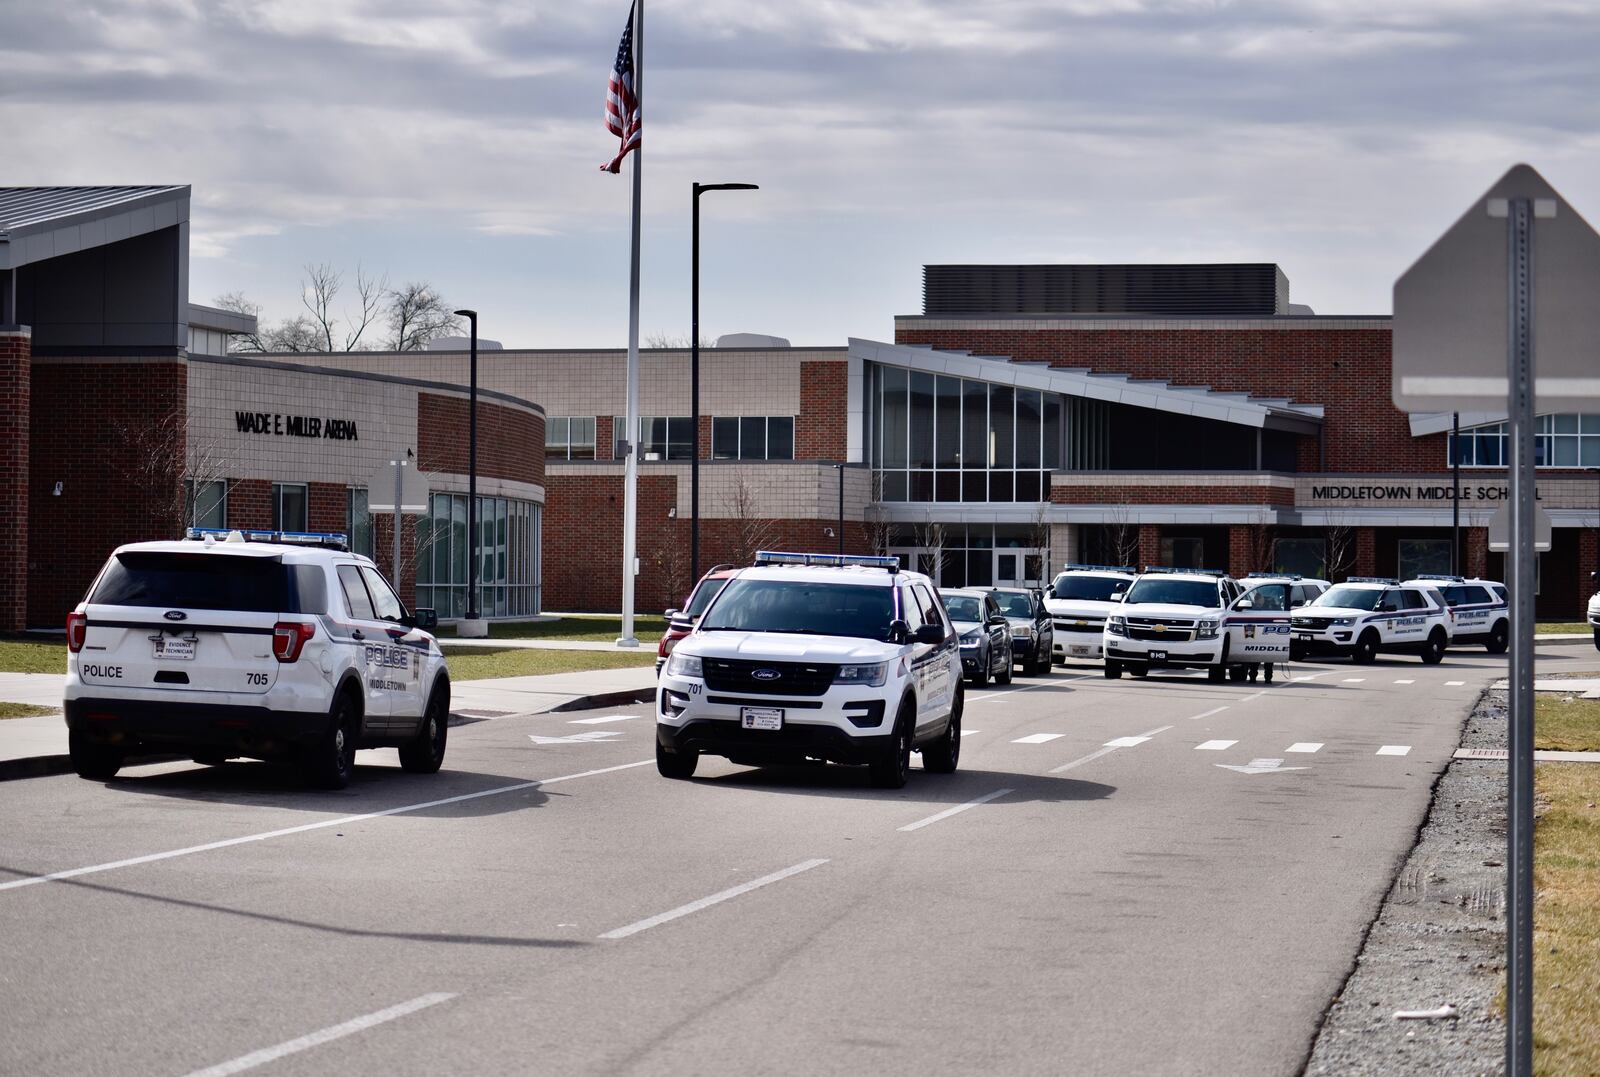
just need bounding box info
[0,702,58,719]
[440,646,655,681]
[445,615,669,642]
[1536,696,1600,754]
[1538,623,1593,636]
[1533,762,1600,1076]
[0,638,68,674]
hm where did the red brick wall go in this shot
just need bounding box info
[309,481,347,533]
[798,361,847,462]
[1137,525,1161,569]
[27,360,188,627]
[417,393,544,485]
[227,479,272,530]
[0,331,29,631]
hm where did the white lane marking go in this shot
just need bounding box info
[1342,677,1367,683]
[182,993,456,1077]
[0,760,655,894]
[1445,680,1466,686]
[1377,745,1412,756]
[599,859,829,940]
[1394,679,1416,685]
[960,729,980,737]
[1187,706,1229,721]
[1104,736,1151,748]
[1286,742,1324,753]
[898,788,1014,832]
[967,679,1077,705]
[1050,724,1171,774]
[568,714,638,725]
[1012,733,1065,744]
[529,730,625,744]
[1049,746,1117,774]
[1195,740,1237,751]
[1239,690,1267,703]
[1217,758,1309,775]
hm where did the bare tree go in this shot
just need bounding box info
[1244,511,1278,576]
[213,292,267,353]
[301,262,385,351]
[644,332,716,349]
[915,512,948,584]
[1324,512,1357,582]
[1027,502,1053,584]
[387,282,462,352]
[861,473,895,556]
[1105,502,1140,569]
[653,519,692,613]
[725,473,779,567]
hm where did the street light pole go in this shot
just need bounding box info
[1452,412,1461,575]
[691,181,759,580]
[835,463,845,555]
[454,309,481,630]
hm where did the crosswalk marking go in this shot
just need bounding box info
[1195,740,1237,751]
[569,714,638,725]
[1012,733,1065,745]
[1103,735,1152,748]
[1285,742,1323,753]
[1393,679,1415,685]
[1376,745,1412,756]
[1342,677,1366,683]
[1445,680,1466,686]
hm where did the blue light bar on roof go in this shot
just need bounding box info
[1346,576,1400,585]
[1142,566,1227,577]
[1062,564,1136,574]
[1245,572,1303,580]
[1414,573,1465,582]
[185,528,350,550]
[754,550,900,570]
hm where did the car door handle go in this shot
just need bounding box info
[351,630,365,641]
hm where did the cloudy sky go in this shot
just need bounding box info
[4,0,1598,347]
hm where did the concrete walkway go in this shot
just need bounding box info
[439,638,644,652]
[1489,677,1600,698]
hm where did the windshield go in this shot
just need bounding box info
[1316,586,1384,611]
[994,593,1034,618]
[684,577,730,617]
[699,579,895,640]
[942,595,984,623]
[1052,575,1127,602]
[1121,579,1221,608]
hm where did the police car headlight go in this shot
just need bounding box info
[834,662,889,688]
[1331,617,1355,627]
[1106,616,1127,637]
[664,652,703,678]
[1196,620,1220,640]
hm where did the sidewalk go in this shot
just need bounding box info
[439,638,637,652]
[0,665,657,777]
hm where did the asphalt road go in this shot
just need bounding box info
[0,645,1558,1077]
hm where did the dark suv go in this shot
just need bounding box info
[987,587,1054,676]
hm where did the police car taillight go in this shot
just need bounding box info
[272,621,316,663]
[66,612,87,653]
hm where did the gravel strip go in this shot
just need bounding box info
[1304,692,1508,1076]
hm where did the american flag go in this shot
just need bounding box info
[601,5,640,174]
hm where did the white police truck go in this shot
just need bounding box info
[1289,577,1452,664]
[1102,568,1242,681]
[64,529,450,788]
[1403,574,1510,653]
[1044,564,1137,663]
[656,551,965,789]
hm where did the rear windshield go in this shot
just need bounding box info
[942,595,984,623]
[685,577,731,617]
[994,593,1034,618]
[1122,579,1221,608]
[1052,575,1127,601]
[89,552,326,614]
[699,579,895,640]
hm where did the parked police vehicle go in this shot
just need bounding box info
[1289,577,1451,664]
[656,551,964,789]
[1044,565,1137,663]
[942,588,1014,686]
[1102,568,1241,680]
[987,586,1054,676]
[1403,575,1510,654]
[64,529,450,788]
[1239,573,1330,608]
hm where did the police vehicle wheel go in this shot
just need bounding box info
[1486,622,1509,654]
[656,740,698,779]
[1594,627,1600,653]
[1421,628,1447,665]
[1229,666,1248,683]
[1104,661,1122,680]
[1290,643,1307,662]
[69,732,122,781]
[306,691,359,790]
[1129,665,1149,679]
[1207,666,1226,683]
[922,689,962,774]
[399,684,449,774]
[1353,631,1380,665]
[995,647,1013,685]
[870,702,914,789]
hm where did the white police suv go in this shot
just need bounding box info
[1289,577,1451,664]
[64,529,450,788]
[1044,565,1137,663]
[1403,574,1510,653]
[1589,573,1599,651]
[1102,568,1241,680]
[656,551,964,789]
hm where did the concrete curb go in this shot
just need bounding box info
[549,687,656,713]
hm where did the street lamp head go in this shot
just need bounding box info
[454,309,477,320]
[694,182,760,195]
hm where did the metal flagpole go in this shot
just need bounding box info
[617,0,643,648]
[1452,412,1461,575]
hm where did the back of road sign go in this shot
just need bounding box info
[367,460,430,513]
[1392,164,1600,412]
[1487,504,1552,553]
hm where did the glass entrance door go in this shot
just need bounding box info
[994,551,1024,589]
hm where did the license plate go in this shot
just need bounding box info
[1148,650,1168,662]
[1069,645,1091,656]
[741,707,783,731]
[153,636,196,661]
[1296,632,1315,641]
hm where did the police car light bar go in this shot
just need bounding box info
[1347,576,1400,585]
[1414,573,1466,582]
[185,528,351,551]
[754,550,900,570]
[1142,566,1227,577]
[1245,572,1303,580]
[1062,564,1137,574]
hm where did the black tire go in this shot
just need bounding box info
[1129,665,1149,679]
[305,690,359,790]
[1229,666,1248,683]
[69,732,122,781]
[922,687,962,774]
[1030,654,1051,676]
[1290,643,1307,663]
[1104,661,1122,680]
[1593,627,1600,653]
[1486,621,1509,655]
[656,739,698,779]
[870,700,915,789]
[995,645,1013,685]
[191,752,229,767]
[399,682,449,774]
[1353,631,1380,665]
[1421,628,1447,665]
[1207,665,1226,684]
[969,647,990,687]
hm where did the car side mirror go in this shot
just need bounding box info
[889,618,911,645]
[914,623,945,645]
[664,608,679,620]
[1110,593,1124,603]
[1235,599,1254,610]
[412,608,438,631]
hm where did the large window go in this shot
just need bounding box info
[346,488,373,558]
[1450,414,1600,468]
[186,479,227,529]
[614,416,693,461]
[415,493,541,618]
[272,483,307,532]
[545,417,597,460]
[711,416,795,460]
[869,364,1062,503]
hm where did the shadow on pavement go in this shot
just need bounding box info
[696,763,1115,804]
